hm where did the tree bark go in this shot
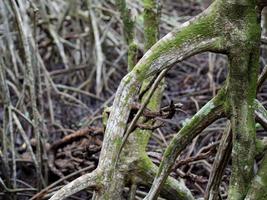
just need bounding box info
[145,1,261,199]
[50,0,267,199]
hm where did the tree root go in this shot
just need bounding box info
[144,91,226,200]
[49,169,102,200]
[136,155,195,200]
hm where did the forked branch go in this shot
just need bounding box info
[50,2,228,200]
[136,155,195,200]
[144,90,226,199]
[98,6,225,168]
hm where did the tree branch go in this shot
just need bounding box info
[49,169,102,200]
[144,90,226,200]
[238,95,267,200]
[115,0,137,71]
[136,156,195,200]
[99,4,226,169]
[205,121,232,200]
[255,99,267,130]
[244,154,267,199]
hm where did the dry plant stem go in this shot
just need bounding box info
[0,60,17,199]
[9,0,45,188]
[12,114,39,177]
[38,1,69,69]
[88,1,104,96]
[49,169,102,200]
[9,105,16,191]
[0,60,13,193]
[1,1,19,78]
[35,49,89,109]
[1,1,21,193]
[32,4,49,185]
[144,91,225,200]
[255,99,267,130]
[0,177,36,193]
[204,121,232,200]
[257,64,267,91]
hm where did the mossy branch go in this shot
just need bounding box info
[244,154,267,199]
[144,90,226,200]
[95,5,225,199]
[244,104,267,199]
[137,156,195,200]
[115,0,137,71]
[99,18,224,169]
[143,0,160,51]
[228,49,260,199]
[115,0,135,45]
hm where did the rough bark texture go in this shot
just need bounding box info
[144,90,226,199]
[245,101,267,199]
[144,0,261,199]
[225,2,260,199]
[50,0,267,199]
[245,153,267,199]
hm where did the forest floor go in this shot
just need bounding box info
[1,0,267,199]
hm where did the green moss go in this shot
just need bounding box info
[138,155,154,172]
[115,0,138,73]
[143,0,159,51]
[157,89,225,175]
[256,139,265,155]
[128,42,138,71]
[115,0,135,44]
[245,155,267,198]
[135,129,150,151]
[133,12,216,82]
[226,4,260,195]
[114,137,123,148]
